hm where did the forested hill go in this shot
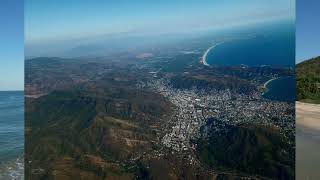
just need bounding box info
[296,56,320,103]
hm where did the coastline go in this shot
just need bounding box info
[201,42,224,66]
[0,157,24,179]
[25,93,47,99]
[262,77,279,95]
[262,76,295,102]
[263,77,279,89]
[201,36,254,66]
[0,91,24,179]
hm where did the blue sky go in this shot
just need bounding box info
[296,0,320,62]
[26,0,294,45]
[0,0,24,91]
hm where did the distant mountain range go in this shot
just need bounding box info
[296,56,320,103]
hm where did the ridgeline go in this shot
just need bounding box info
[296,56,320,103]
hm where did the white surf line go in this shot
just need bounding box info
[25,93,47,98]
[263,77,278,89]
[202,41,224,66]
[201,34,257,66]
[261,77,280,95]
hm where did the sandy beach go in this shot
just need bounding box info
[296,101,320,132]
[261,77,279,96]
[263,77,278,89]
[201,35,256,66]
[201,42,224,66]
[25,93,47,99]
[296,101,320,180]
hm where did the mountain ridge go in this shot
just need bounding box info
[296,56,320,103]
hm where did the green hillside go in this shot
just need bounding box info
[296,56,320,103]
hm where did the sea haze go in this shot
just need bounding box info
[0,91,24,179]
[205,21,295,68]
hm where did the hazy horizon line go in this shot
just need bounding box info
[26,15,294,46]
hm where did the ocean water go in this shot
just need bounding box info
[0,91,24,180]
[205,22,295,67]
[263,76,296,102]
[204,22,295,102]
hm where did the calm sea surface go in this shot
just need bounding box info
[0,91,24,179]
[206,22,295,67]
[263,76,296,102]
[205,22,295,102]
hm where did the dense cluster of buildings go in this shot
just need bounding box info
[143,78,295,152]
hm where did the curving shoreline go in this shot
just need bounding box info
[263,76,294,91]
[201,42,225,66]
[201,36,254,66]
[263,77,279,89]
[261,77,279,95]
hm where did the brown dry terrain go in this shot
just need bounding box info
[25,56,295,180]
[296,102,320,180]
[296,102,320,132]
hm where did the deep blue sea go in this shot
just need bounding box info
[262,76,296,102]
[0,91,24,179]
[205,21,295,67]
[205,21,295,102]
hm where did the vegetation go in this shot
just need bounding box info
[25,88,174,179]
[197,119,294,180]
[26,56,294,179]
[296,56,320,103]
[170,74,256,94]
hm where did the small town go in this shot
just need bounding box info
[142,78,295,152]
